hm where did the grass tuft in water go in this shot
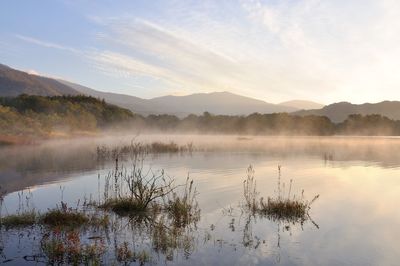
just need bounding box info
[165,177,200,228]
[100,197,147,216]
[40,202,89,227]
[243,165,319,222]
[96,141,194,161]
[0,210,37,228]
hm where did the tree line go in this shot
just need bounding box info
[0,94,133,137]
[1,95,400,138]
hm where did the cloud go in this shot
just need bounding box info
[15,34,80,54]
[88,18,252,94]
[13,0,400,103]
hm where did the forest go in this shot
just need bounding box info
[1,95,400,140]
[0,94,134,138]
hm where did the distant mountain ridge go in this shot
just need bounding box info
[58,80,164,115]
[149,92,297,116]
[294,101,400,122]
[279,100,324,110]
[4,63,400,121]
[0,64,300,116]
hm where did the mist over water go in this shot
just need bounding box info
[1,135,400,265]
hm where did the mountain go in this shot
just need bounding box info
[279,100,324,110]
[0,64,79,96]
[61,81,298,116]
[0,63,312,116]
[148,92,297,116]
[57,80,166,116]
[294,101,400,122]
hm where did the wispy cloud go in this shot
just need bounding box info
[15,34,81,54]
[9,0,400,102]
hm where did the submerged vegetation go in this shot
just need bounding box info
[0,151,201,264]
[0,146,319,265]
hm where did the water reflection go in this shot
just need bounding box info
[3,135,400,195]
[1,136,400,265]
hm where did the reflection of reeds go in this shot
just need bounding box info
[41,229,105,265]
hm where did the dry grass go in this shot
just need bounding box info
[41,209,88,227]
[40,202,89,227]
[0,210,37,228]
[243,165,319,222]
[165,177,200,228]
[100,197,148,216]
[96,141,194,161]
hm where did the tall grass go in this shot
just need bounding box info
[96,141,194,162]
[165,177,200,228]
[242,165,319,222]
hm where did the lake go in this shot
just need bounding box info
[0,135,399,265]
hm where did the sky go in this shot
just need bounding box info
[1,0,400,104]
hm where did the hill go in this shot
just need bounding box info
[294,101,400,122]
[0,64,79,96]
[0,94,134,139]
[149,92,297,116]
[1,64,299,116]
[57,80,165,115]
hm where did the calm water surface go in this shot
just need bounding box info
[0,135,399,265]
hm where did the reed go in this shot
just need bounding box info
[242,165,319,222]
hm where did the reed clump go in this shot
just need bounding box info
[96,141,194,161]
[165,177,200,228]
[101,152,185,217]
[40,202,89,227]
[100,197,147,216]
[0,210,37,228]
[243,165,319,222]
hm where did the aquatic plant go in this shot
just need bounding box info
[165,177,200,228]
[0,189,37,228]
[96,141,195,162]
[40,202,89,227]
[243,165,259,214]
[242,165,319,223]
[100,197,147,215]
[0,210,37,228]
[101,152,178,216]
